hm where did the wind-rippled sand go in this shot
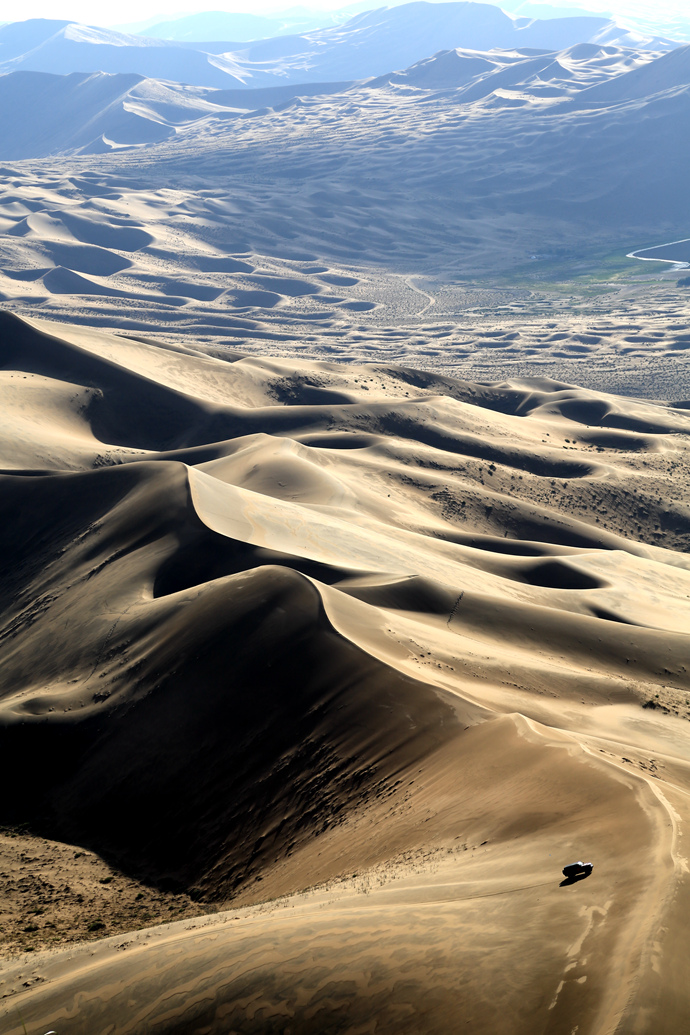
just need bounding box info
[1,311,690,1033]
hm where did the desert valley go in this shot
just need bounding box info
[0,2,690,1033]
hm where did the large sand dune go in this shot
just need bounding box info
[0,4,676,93]
[1,310,690,1032]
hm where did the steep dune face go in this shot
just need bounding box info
[1,311,690,1032]
[0,311,464,896]
[0,466,453,897]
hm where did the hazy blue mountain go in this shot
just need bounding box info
[501,0,690,43]
[0,5,677,94]
[502,2,612,17]
[0,20,245,88]
[177,3,676,84]
[141,11,330,43]
[0,17,71,60]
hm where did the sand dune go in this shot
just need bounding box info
[0,39,670,164]
[0,310,689,1032]
[0,71,238,158]
[0,43,684,227]
[0,4,677,95]
[576,40,690,101]
[0,7,689,1028]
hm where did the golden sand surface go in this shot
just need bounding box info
[0,311,689,1033]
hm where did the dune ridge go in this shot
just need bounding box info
[0,311,689,1032]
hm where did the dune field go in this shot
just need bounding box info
[0,37,689,404]
[0,309,689,1033]
[1,4,690,1032]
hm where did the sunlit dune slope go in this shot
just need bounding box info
[1,310,690,1034]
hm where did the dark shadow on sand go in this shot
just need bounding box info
[559,871,592,887]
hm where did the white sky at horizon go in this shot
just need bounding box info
[1,0,687,30]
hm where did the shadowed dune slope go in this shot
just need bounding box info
[1,311,690,1033]
[0,462,455,897]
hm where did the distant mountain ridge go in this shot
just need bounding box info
[127,2,613,43]
[138,11,335,43]
[0,70,231,159]
[0,39,686,162]
[0,19,246,88]
[125,2,690,49]
[0,4,677,93]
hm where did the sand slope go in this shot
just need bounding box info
[0,311,689,1032]
[0,71,239,159]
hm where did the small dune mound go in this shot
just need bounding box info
[340,299,377,311]
[297,432,379,449]
[56,211,153,251]
[194,255,254,274]
[42,266,126,296]
[248,274,320,296]
[339,574,459,614]
[229,288,282,307]
[42,242,132,275]
[520,558,605,590]
[544,396,611,425]
[319,273,359,286]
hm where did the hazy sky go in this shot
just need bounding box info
[4,0,688,29]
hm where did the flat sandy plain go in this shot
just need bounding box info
[1,38,690,1035]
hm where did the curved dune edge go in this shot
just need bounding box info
[1,312,690,1032]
